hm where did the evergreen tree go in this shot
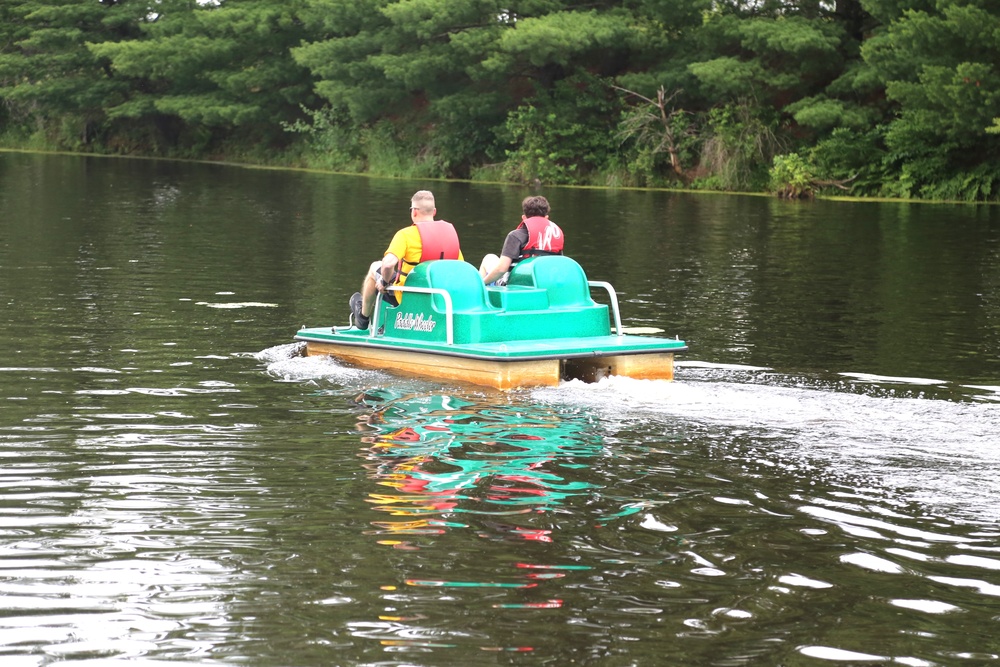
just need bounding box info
[861,0,1000,199]
[0,0,145,146]
[0,0,997,198]
[88,0,316,153]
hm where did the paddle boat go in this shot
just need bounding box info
[294,256,687,391]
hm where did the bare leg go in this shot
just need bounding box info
[479,253,500,278]
[361,261,381,317]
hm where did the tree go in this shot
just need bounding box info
[292,0,512,176]
[88,0,316,153]
[680,2,873,190]
[615,85,699,185]
[688,13,847,110]
[0,0,145,147]
[861,1,1000,199]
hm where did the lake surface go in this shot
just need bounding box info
[1,151,999,666]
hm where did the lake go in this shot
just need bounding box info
[1,151,999,666]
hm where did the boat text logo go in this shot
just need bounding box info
[395,312,437,333]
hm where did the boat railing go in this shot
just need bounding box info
[371,286,455,345]
[368,282,618,343]
[588,281,624,337]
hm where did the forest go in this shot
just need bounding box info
[1,0,999,201]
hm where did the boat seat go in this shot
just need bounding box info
[405,260,492,312]
[506,256,592,307]
[389,257,608,345]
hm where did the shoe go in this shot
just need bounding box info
[349,292,369,330]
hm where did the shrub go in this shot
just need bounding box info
[769,153,815,198]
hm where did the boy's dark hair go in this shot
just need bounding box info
[522,196,550,218]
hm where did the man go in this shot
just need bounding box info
[479,195,563,286]
[350,190,463,330]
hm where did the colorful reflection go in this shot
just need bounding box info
[351,389,606,655]
[354,389,601,547]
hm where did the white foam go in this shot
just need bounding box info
[532,374,1000,525]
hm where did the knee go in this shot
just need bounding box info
[479,254,500,276]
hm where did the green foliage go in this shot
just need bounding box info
[696,100,783,191]
[615,87,701,187]
[1,0,1000,199]
[0,0,146,148]
[688,15,845,104]
[916,162,999,202]
[860,2,1000,200]
[884,61,1000,146]
[427,89,508,179]
[877,136,1000,202]
[89,0,315,150]
[482,10,634,73]
[293,0,514,177]
[860,0,936,26]
[282,105,363,173]
[501,105,578,184]
[294,0,493,124]
[785,95,873,132]
[500,75,621,185]
[809,127,885,195]
[634,0,712,28]
[769,152,815,197]
[360,119,440,179]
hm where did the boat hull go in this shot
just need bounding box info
[301,338,564,390]
[296,330,683,390]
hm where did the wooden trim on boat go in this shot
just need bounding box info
[304,340,562,390]
[304,339,677,390]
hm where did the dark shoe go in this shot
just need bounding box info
[349,292,369,330]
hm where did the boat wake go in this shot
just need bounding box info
[255,345,1000,525]
[531,364,1000,526]
[254,342,387,384]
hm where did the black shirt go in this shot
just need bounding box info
[499,227,529,261]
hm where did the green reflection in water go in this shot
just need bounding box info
[352,388,607,547]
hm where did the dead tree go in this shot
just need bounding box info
[614,85,696,183]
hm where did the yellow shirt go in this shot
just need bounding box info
[384,223,464,300]
[384,225,423,282]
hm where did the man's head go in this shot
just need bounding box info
[522,195,550,218]
[410,190,436,219]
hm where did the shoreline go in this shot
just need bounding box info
[1,146,988,206]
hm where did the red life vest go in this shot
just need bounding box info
[389,220,461,304]
[398,220,462,280]
[519,216,564,257]
[415,220,461,263]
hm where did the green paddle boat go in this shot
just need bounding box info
[295,256,687,390]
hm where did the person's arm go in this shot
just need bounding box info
[483,228,526,284]
[378,227,411,290]
[482,255,512,285]
[378,253,399,289]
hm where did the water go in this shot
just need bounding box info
[1,151,1000,665]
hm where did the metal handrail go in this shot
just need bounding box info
[588,280,624,337]
[370,286,455,345]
